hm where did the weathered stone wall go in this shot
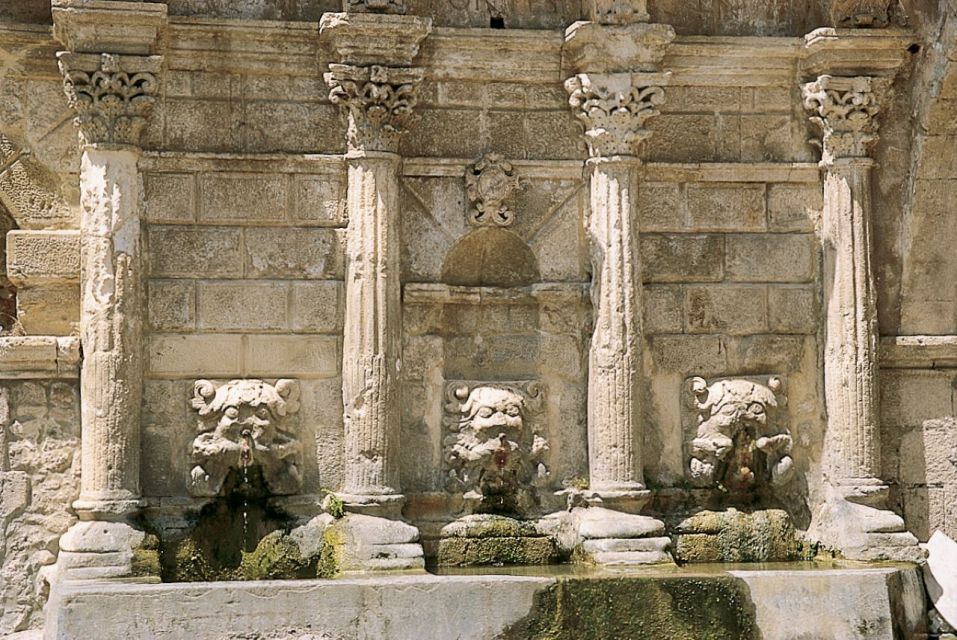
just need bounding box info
[0,380,80,635]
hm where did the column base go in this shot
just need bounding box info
[581,487,651,514]
[574,506,673,566]
[808,482,926,563]
[331,512,425,572]
[337,491,407,518]
[52,520,152,581]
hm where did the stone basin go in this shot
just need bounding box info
[45,562,925,640]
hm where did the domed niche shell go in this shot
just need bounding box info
[442,228,540,288]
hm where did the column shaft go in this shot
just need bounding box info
[822,161,881,484]
[76,147,144,513]
[341,153,402,497]
[586,158,644,492]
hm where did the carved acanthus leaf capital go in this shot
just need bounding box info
[802,75,889,162]
[58,52,161,148]
[325,63,424,153]
[564,72,670,157]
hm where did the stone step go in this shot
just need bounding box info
[581,536,671,554]
[589,550,673,565]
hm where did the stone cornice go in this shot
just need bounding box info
[800,27,915,78]
[52,0,167,55]
[319,12,431,67]
[563,21,675,74]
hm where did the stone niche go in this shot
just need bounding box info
[188,378,303,498]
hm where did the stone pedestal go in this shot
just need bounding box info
[802,74,921,562]
[320,12,430,568]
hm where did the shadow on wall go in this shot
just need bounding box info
[442,227,540,288]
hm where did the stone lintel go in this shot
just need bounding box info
[801,27,915,78]
[563,20,675,74]
[52,0,167,55]
[319,12,432,67]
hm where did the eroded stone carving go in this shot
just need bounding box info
[564,72,670,157]
[443,382,549,514]
[686,376,794,493]
[325,63,424,153]
[802,75,889,162]
[58,52,159,147]
[343,0,406,15]
[465,154,520,227]
[828,0,891,28]
[587,0,649,25]
[189,379,303,497]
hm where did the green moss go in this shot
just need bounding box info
[317,528,342,579]
[131,533,161,578]
[238,531,312,580]
[674,509,800,563]
[496,576,758,640]
[172,537,214,582]
[322,492,345,520]
[438,536,556,567]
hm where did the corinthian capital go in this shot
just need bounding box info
[325,63,424,153]
[564,72,670,158]
[802,75,890,163]
[58,52,161,148]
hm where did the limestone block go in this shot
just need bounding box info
[298,377,344,491]
[729,335,811,374]
[244,335,338,377]
[245,228,345,279]
[148,334,242,377]
[147,279,195,332]
[686,183,766,232]
[646,114,716,162]
[292,174,348,227]
[524,111,584,159]
[739,115,811,162]
[767,286,819,334]
[643,285,684,334]
[725,233,816,283]
[0,156,76,230]
[142,379,193,497]
[403,108,485,158]
[640,234,724,283]
[148,226,243,278]
[244,102,343,154]
[163,99,243,152]
[649,334,728,377]
[637,182,683,231]
[768,184,821,232]
[666,86,743,113]
[686,285,768,334]
[143,173,195,223]
[925,531,957,630]
[880,370,955,429]
[199,173,286,223]
[196,280,288,331]
[15,285,80,335]
[899,419,957,486]
[289,281,342,333]
[578,507,665,539]
[6,231,80,286]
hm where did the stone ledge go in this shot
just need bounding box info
[0,336,80,379]
[403,282,589,306]
[44,565,924,640]
[881,335,957,369]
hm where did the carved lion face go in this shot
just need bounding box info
[694,378,779,435]
[460,386,524,434]
[192,379,300,444]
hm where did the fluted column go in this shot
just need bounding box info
[49,47,160,578]
[321,15,430,511]
[802,75,921,561]
[564,14,673,506]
